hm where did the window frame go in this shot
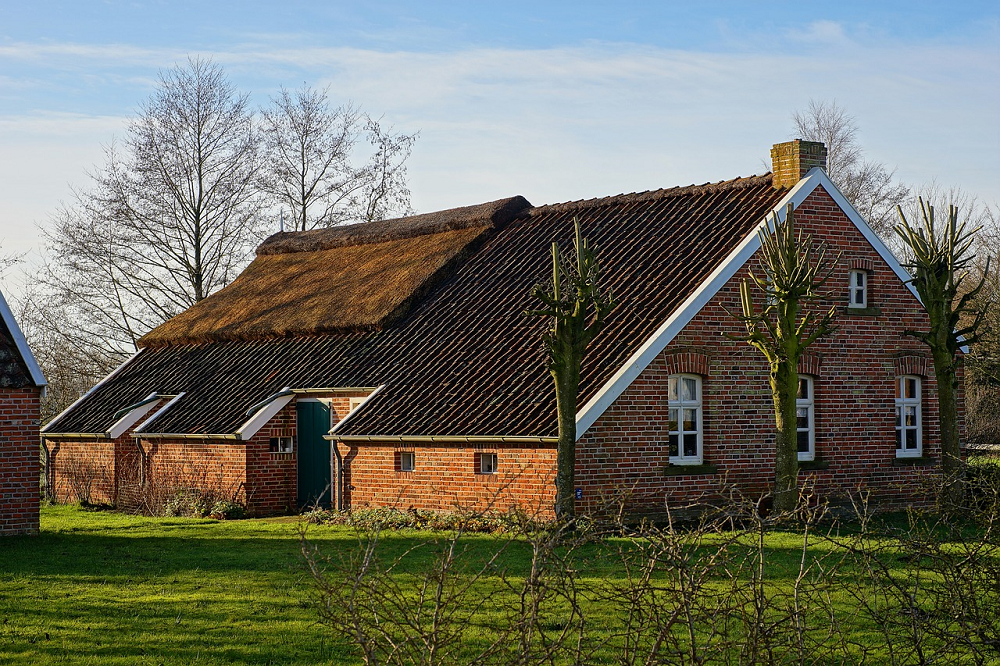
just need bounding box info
[398,450,415,472]
[796,376,815,462]
[667,373,703,465]
[895,375,922,458]
[478,452,498,475]
[848,269,868,308]
[269,436,294,454]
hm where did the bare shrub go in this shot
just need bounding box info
[139,460,245,518]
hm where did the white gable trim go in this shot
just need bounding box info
[576,168,921,439]
[234,389,295,441]
[0,289,46,388]
[329,384,386,435]
[133,392,186,434]
[107,392,161,439]
[42,349,144,434]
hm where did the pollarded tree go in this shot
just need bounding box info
[895,198,988,509]
[527,219,615,521]
[730,204,838,513]
[40,57,263,360]
[260,86,416,230]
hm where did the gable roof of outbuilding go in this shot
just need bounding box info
[0,289,46,389]
[44,174,790,438]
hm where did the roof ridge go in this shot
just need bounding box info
[258,195,531,255]
[529,174,775,215]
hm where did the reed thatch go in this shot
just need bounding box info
[259,196,531,255]
[139,196,532,347]
[139,226,489,347]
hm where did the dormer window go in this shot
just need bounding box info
[848,270,867,308]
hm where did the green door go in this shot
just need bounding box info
[297,400,332,508]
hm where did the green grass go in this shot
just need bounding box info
[0,505,356,664]
[1,505,996,664]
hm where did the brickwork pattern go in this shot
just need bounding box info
[0,388,41,535]
[336,441,557,518]
[577,186,955,514]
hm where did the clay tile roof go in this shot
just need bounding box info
[46,175,788,438]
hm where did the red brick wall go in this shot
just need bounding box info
[245,401,297,516]
[46,439,117,506]
[0,387,41,535]
[335,441,557,518]
[577,185,952,514]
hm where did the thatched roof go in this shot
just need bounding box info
[258,196,531,255]
[139,197,532,347]
[50,175,792,438]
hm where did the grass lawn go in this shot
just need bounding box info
[1,505,358,664]
[1,504,995,664]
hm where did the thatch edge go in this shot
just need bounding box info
[259,195,531,255]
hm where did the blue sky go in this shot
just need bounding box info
[1,1,997,269]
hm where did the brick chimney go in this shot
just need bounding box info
[770,140,827,189]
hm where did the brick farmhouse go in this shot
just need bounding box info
[41,141,958,518]
[0,289,46,535]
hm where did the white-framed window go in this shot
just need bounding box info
[478,452,498,475]
[848,270,868,308]
[668,374,702,464]
[349,397,366,412]
[796,376,815,462]
[269,436,294,454]
[895,376,922,457]
[399,451,415,472]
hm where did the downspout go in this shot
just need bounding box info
[332,444,344,512]
[325,385,388,512]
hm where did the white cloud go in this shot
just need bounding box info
[0,36,996,265]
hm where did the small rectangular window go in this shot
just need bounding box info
[399,451,415,472]
[349,397,366,412]
[269,436,294,453]
[848,270,868,308]
[478,452,498,475]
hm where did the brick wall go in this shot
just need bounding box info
[46,439,117,506]
[336,441,557,518]
[0,387,41,535]
[244,401,297,516]
[577,185,952,514]
[45,393,376,517]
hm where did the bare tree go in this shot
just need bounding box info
[895,199,988,510]
[38,57,264,360]
[260,86,416,231]
[526,219,615,521]
[793,100,909,235]
[729,204,838,513]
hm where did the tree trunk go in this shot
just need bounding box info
[553,360,579,522]
[771,361,799,513]
[933,348,964,510]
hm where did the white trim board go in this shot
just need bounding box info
[42,349,144,434]
[0,289,46,388]
[134,392,186,434]
[107,392,160,439]
[330,384,386,435]
[575,168,924,439]
[235,389,295,441]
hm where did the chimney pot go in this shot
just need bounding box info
[770,140,827,189]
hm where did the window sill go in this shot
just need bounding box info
[663,464,718,476]
[798,459,829,471]
[842,306,881,317]
[892,456,935,466]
